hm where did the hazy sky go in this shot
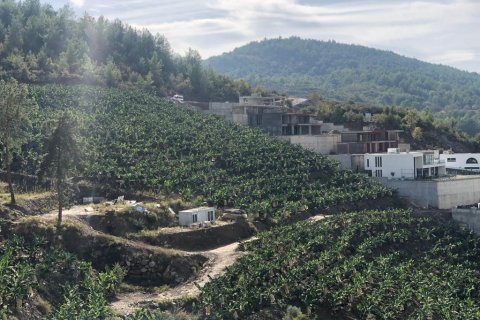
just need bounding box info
[48,0,480,73]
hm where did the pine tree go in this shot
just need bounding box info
[40,110,81,232]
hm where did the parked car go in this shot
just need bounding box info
[172,94,184,103]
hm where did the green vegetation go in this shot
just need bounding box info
[125,309,197,320]
[17,85,392,220]
[200,210,480,319]
[39,110,81,232]
[206,37,480,109]
[206,37,480,135]
[0,0,251,101]
[0,234,125,319]
[0,79,37,204]
[301,95,476,152]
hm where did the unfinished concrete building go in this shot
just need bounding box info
[337,129,403,154]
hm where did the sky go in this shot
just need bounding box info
[47,0,480,73]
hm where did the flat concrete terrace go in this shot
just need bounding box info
[376,174,480,209]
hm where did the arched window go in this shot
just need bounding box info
[466,157,478,164]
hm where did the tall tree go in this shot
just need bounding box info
[0,79,36,204]
[40,110,80,232]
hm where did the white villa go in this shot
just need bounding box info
[178,207,216,226]
[439,153,480,171]
[364,149,446,179]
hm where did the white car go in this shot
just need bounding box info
[172,94,184,103]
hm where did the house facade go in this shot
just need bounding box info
[439,153,480,171]
[179,207,216,226]
[364,149,446,179]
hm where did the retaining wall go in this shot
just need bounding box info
[377,175,480,209]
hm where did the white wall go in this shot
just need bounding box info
[439,153,480,171]
[179,208,216,226]
[364,153,419,178]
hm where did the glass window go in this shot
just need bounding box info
[466,158,478,164]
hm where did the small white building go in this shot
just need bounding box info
[364,149,446,179]
[178,207,216,226]
[439,153,480,171]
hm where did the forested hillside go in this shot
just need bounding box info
[206,37,480,112]
[0,0,251,101]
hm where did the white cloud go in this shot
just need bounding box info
[69,0,85,7]
[52,0,480,72]
[430,50,476,64]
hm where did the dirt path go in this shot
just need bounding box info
[110,240,247,316]
[36,205,331,316]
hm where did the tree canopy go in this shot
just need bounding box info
[0,0,251,101]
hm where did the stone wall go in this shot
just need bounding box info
[452,208,480,235]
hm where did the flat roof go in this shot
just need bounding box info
[179,207,215,213]
[342,130,403,134]
[365,152,424,156]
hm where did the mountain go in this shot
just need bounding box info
[206,37,480,112]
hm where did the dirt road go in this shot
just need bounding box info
[37,205,331,316]
[110,241,246,315]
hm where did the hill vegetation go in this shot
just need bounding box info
[2,4,480,320]
[206,37,480,135]
[0,0,251,101]
[14,84,393,221]
[0,226,124,319]
[302,94,477,152]
[200,210,480,319]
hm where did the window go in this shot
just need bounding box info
[466,158,478,164]
[447,157,456,162]
[256,115,263,125]
[208,211,214,221]
[375,170,383,177]
[467,167,480,170]
[375,156,382,167]
[192,214,198,223]
[366,159,370,167]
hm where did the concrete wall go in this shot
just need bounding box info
[281,134,341,154]
[320,122,346,133]
[452,208,480,235]
[207,102,238,122]
[377,176,480,209]
[328,154,352,169]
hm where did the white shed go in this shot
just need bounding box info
[178,207,216,226]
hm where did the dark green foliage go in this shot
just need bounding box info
[24,85,391,220]
[0,0,251,101]
[200,210,480,319]
[206,37,480,116]
[124,309,195,320]
[0,235,125,319]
